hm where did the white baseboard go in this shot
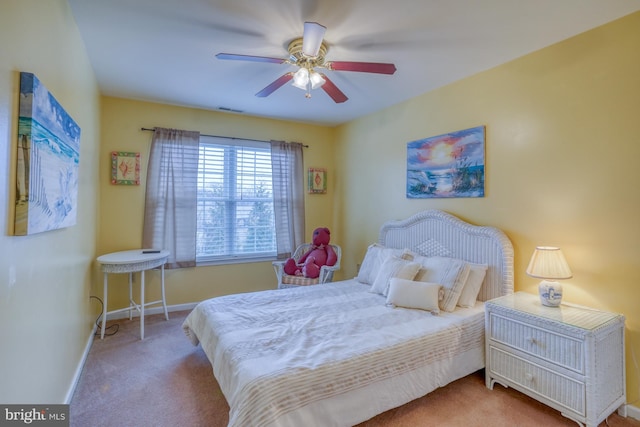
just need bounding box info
[105,302,198,321]
[64,322,97,404]
[65,303,197,404]
[625,403,640,421]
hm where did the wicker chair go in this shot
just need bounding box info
[272,244,341,289]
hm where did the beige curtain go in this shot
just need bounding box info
[270,140,305,259]
[143,127,200,268]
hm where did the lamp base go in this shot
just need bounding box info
[539,280,563,307]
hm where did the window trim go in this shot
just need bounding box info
[196,254,276,267]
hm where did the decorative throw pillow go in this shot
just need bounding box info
[370,257,421,296]
[457,263,488,308]
[413,256,471,312]
[386,278,442,314]
[356,244,407,285]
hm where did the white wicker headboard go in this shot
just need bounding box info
[378,210,514,301]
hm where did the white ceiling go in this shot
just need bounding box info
[68,0,640,127]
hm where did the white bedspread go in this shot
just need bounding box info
[183,280,485,427]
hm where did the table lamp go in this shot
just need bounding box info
[526,246,572,307]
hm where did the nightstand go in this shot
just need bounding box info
[485,292,625,427]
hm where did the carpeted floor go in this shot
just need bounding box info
[70,310,640,427]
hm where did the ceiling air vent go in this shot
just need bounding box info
[218,106,244,113]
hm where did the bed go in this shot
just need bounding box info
[183,209,514,427]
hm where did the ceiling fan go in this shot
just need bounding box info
[216,22,397,103]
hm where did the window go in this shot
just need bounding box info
[143,127,303,269]
[196,136,276,263]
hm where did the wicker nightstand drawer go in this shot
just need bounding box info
[488,312,584,373]
[489,346,585,416]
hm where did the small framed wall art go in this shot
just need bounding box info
[111,151,140,185]
[308,167,327,194]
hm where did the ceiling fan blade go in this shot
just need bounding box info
[255,73,294,97]
[319,74,348,103]
[327,61,397,75]
[302,22,326,57]
[216,53,286,64]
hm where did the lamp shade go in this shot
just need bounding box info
[309,71,326,89]
[526,246,572,280]
[291,67,309,90]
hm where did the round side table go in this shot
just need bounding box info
[96,249,169,339]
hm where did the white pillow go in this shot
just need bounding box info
[356,244,407,285]
[386,278,442,314]
[370,257,421,296]
[413,256,471,312]
[457,263,488,308]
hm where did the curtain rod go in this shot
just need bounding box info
[140,128,308,148]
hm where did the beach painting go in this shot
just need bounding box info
[407,126,485,198]
[14,72,81,235]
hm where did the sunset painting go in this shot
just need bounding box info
[15,72,81,235]
[407,126,485,198]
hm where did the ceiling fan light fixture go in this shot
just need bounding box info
[309,71,326,89]
[292,67,309,90]
[302,22,326,57]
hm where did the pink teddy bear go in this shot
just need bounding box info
[283,227,337,279]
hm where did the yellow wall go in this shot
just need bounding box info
[98,97,337,308]
[0,1,100,402]
[335,11,640,406]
